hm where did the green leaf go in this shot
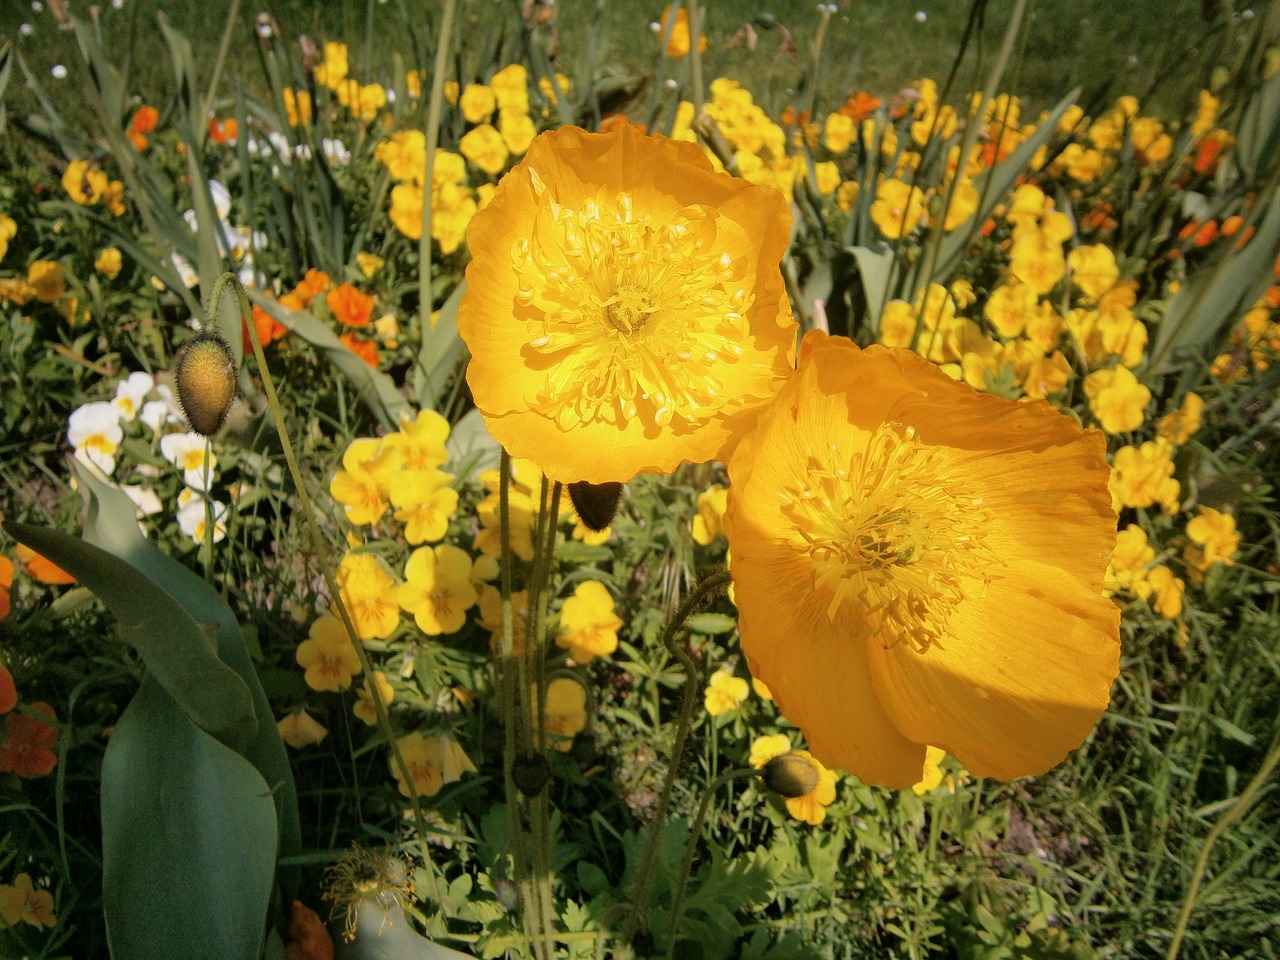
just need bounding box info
[1146,187,1280,382]
[846,242,898,333]
[415,279,466,411]
[1,521,257,754]
[686,613,737,635]
[248,290,411,430]
[102,675,277,960]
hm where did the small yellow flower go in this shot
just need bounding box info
[911,745,949,795]
[296,615,363,692]
[62,159,109,205]
[1185,506,1240,569]
[356,251,384,279]
[1083,366,1151,434]
[397,544,477,635]
[277,708,329,748]
[459,83,497,124]
[1109,440,1179,514]
[389,469,458,545]
[1157,392,1204,445]
[703,669,749,717]
[460,124,510,176]
[353,671,395,726]
[692,484,729,545]
[330,437,400,526]
[95,247,123,279]
[543,676,588,751]
[1068,244,1120,300]
[391,732,476,797]
[869,178,925,238]
[0,873,57,929]
[749,734,838,825]
[555,580,623,663]
[27,261,66,303]
[336,553,401,641]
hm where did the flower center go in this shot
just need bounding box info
[780,422,998,653]
[512,168,754,431]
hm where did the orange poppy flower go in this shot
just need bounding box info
[0,702,60,778]
[244,305,287,352]
[15,544,74,585]
[326,282,375,327]
[458,124,796,483]
[724,331,1120,788]
[340,332,379,367]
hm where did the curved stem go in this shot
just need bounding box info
[1166,732,1280,959]
[664,768,759,956]
[224,273,445,910]
[627,568,733,937]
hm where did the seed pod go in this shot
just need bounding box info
[760,752,820,799]
[510,751,551,798]
[175,331,237,437]
[567,480,624,532]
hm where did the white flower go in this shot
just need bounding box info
[322,138,351,165]
[68,401,124,476]
[171,252,199,288]
[177,492,228,543]
[160,432,218,490]
[112,371,155,420]
[120,484,164,517]
[208,180,233,220]
[140,384,183,435]
[51,64,67,79]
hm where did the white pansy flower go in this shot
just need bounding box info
[112,371,155,420]
[160,432,218,490]
[171,252,199,288]
[120,484,164,517]
[177,492,228,543]
[68,401,124,476]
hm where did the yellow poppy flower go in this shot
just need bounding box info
[724,331,1119,788]
[458,123,796,483]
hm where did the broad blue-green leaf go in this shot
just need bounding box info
[416,279,466,411]
[71,466,301,875]
[923,88,1081,291]
[1147,187,1280,382]
[846,243,897,332]
[2,521,256,754]
[248,289,411,430]
[102,675,277,960]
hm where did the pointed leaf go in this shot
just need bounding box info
[102,676,277,960]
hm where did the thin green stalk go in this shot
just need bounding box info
[664,768,758,956]
[628,568,733,939]
[217,273,446,911]
[687,0,705,114]
[418,0,459,343]
[202,0,241,121]
[1166,732,1280,959]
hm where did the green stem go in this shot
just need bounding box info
[664,768,759,956]
[417,0,459,343]
[687,0,705,115]
[1166,731,1280,959]
[218,273,446,910]
[203,0,241,122]
[628,568,733,938]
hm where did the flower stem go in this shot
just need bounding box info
[627,568,733,939]
[219,272,445,911]
[664,768,759,956]
[417,0,459,343]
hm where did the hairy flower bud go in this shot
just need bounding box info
[567,481,624,532]
[175,331,236,437]
[760,752,820,799]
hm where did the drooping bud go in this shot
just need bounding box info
[567,481,624,532]
[760,751,820,799]
[175,331,237,437]
[510,750,551,798]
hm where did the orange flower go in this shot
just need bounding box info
[326,282,375,327]
[127,105,159,150]
[658,5,707,58]
[724,331,1119,788]
[0,702,60,778]
[15,544,74,585]
[0,555,12,623]
[458,124,796,484]
[208,116,238,144]
[293,268,331,305]
[340,332,379,367]
[244,305,287,352]
[839,91,882,123]
[0,662,16,714]
[285,900,334,960]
